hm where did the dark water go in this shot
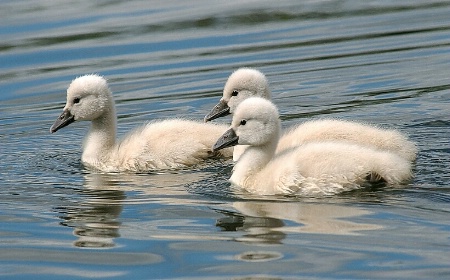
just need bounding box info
[1,1,450,279]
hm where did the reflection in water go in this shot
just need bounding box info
[55,170,215,248]
[57,174,125,248]
[235,251,283,263]
[216,209,286,245]
[217,201,382,245]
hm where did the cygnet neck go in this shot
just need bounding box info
[82,101,117,164]
[230,129,279,186]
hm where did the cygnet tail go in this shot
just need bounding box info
[369,153,413,185]
[366,172,386,183]
[364,172,388,187]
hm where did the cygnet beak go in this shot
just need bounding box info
[50,110,75,133]
[204,100,230,122]
[213,128,239,152]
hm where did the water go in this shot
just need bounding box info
[1,0,450,279]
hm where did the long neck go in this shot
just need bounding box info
[230,129,279,188]
[82,102,117,168]
[233,145,248,161]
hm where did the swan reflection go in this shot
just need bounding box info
[216,201,382,244]
[58,173,125,248]
[57,170,213,248]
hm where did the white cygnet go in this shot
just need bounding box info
[205,67,417,162]
[50,74,232,172]
[213,97,413,196]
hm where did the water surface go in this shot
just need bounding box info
[1,0,450,279]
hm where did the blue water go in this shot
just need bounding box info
[1,0,450,279]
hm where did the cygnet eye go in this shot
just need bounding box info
[231,90,239,97]
[240,119,247,126]
[73,97,81,104]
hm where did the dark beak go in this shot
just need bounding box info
[204,100,230,122]
[50,110,75,133]
[213,128,239,152]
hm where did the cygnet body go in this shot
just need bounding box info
[50,74,232,172]
[213,97,412,196]
[205,68,417,162]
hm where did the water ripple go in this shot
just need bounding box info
[2,1,450,278]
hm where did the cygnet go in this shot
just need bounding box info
[50,74,232,172]
[205,68,417,162]
[213,97,413,196]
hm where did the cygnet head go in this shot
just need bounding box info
[213,97,280,151]
[50,74,114,133]
[204,68,271,122]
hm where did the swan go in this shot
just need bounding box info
[212,97,413,196]
[205,68,417,162]
[50,74,233,172]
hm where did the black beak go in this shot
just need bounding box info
[204,100,230,122]
[213,128,239,152]
[50,110,75,133]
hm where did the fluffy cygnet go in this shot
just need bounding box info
[213,97,413,196]
[204,68,271,121]
[50,74,232,172]
[205,67,417,162]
